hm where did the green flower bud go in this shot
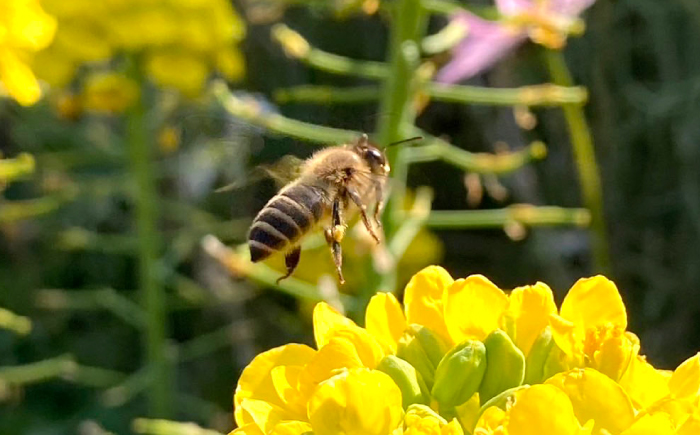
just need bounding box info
[397,324,449,389]
[542,342,574,380]
[523,326,555,385]
[478,329,525,402]
[431,340,487,408]
[376,355,428,409]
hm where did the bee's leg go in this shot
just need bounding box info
[372,180,384,229]
[324,197,346,284]
[347,187,380,244]
[276,246,301,284]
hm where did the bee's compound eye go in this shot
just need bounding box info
[366,148,384,164]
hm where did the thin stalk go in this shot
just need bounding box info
[275,85,380,104]
[361,0,429,314]
[273,83,588,107]
[200,235,355,309]
[212,82,358,144]
[126,73,172,417]
[0,354,75,384]
[272,24,389,80]
[0,307,31,335]
[405,134,547,174]
[425,205,591,229]
[544,50,610,273]
[426,82,588,106]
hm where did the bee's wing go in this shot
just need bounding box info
[215,155,305,193]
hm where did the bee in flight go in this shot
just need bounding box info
[247,134,391,284]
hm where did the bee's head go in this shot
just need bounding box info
[353,134,390,175]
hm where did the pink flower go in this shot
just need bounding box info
[435,0,596,83]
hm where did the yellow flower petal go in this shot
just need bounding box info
[313,302,357,349]
[145,51,209,96]
[669,353,700,399]
[505,384,583,435]
[676,414,700,435]
[444,275,508,343]
[313,302,384,368]
[504,282,557,356]
[618,355,670,409]
[549,313,578,357]
[473,405,506,435]
[591,329,639,382]
[82,72,139,113]
[237,398,296,433]
[366,292,407,354]
[270,420,313,435]
[0,47,41,106]
[545,368,635,435]
[560,276,627,332]
[270,365,306,416]
[234,344,316,426]
[403,265,453,344]
[296,337,365,403]
[619,413,675,435]
[308,368,404,435]
[403,404,465,435]
[455,392,481,433]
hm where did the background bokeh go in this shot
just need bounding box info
[1,0,699,434]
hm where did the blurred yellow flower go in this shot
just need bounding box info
[0,0,56,105]
[37,0,246,98]
[81,72,139,113]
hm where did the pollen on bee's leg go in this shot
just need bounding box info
[330,224,346,243]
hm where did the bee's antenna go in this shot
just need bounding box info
[385,136,423,148]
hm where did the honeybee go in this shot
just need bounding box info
[248,134,390,284]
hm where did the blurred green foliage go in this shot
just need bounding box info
[1,0,700,434]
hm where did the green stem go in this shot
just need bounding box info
[544,50,610,273]
[274,83,587,107]
[405,135,547,174]
[275,85,380,104]
[200,235,355,310]
[0,354,75,384]
[426,83,587,106]
[212,82,358,144]
[126,75,172,417]
[0,195,71,223]
[272,24,388,80]
[0,153,35,182]
[361,0,429,313]
[425,205,591,229]
[0,307,31,335]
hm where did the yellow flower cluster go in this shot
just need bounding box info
[36,0,245,98]
[232,266,700,435]
[0,0,56,105]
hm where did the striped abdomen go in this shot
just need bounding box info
[248,183,325,262]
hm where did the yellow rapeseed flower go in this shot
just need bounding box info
[403,266,557,357]
[231,267,700,435]
[81,72,139,113]
[403,404,463,435]
[473,384,593,435]
[548,276,639,381]
[37,0,245,99]
[308,368,404,435]
[0,0,56,105]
